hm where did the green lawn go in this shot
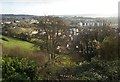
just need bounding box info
[0,35,38,51]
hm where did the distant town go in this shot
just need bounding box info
[1,14,118,34]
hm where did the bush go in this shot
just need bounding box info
[72,59,120,80]
[2,57,39,81]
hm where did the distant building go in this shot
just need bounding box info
[78,21,106,27]
[5,21,11,24]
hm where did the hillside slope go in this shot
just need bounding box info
[0,35,38,51]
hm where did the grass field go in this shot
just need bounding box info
[0,35,75,67]
[0,35,38,51]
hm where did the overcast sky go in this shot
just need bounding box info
[0,0,119,17]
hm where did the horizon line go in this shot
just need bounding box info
[1,13,118,18]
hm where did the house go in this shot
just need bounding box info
[31,30,38,35]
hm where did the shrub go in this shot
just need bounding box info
[2,57,39,81]
[72,59,120,80]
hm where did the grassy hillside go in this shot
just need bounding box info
[0,35,38,51]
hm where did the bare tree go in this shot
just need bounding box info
[36,16,68,60]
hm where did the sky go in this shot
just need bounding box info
[0,0,119,17]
